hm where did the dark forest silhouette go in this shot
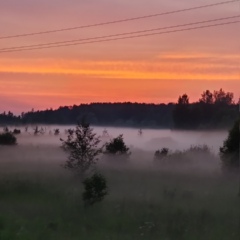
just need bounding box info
[0,89,238,129]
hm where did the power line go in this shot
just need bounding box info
[1,15,239,52]
[0,0,239,40]
[1,20,239,53]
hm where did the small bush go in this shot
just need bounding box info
[153,145,217,169]
[104,134,131,156]
[154,148,169,160]
[187,145,211,154]
[13,129,21,135]
[54,129,60,135]
[82,173,108,206]
[0,132,17,145]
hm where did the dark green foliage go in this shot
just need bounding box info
[61,122,102,176]
[220,119,240,172]
[0,132,17,145]
[105,134,130,156]
[82,173,108,206]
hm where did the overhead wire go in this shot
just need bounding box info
[1,20,239,53]
[0,0,239,40]
[1,15,239,52]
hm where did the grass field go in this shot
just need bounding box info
[0,143,239,240]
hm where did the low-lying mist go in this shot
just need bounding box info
[0,125,227,176]
[1,125,227,152]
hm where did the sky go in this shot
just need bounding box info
[0,0,239,113]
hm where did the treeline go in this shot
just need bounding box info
[20,103,175,128]
[0,89,239,129]
[173,89,239,129]
[0,111,21,125]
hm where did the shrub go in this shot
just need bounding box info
[54,129,60,135]
[13,129,21,135]
[0,132,17,145]
[104,134,131,156]
[187,145,211,154]
[154,148,169,160]
[220,119,239,172]
[82,173,108,206]
[183,145,214,160]
[153,145,217,169]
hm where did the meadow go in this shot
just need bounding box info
[0,128,239,240]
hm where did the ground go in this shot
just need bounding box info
[0,135,239,240]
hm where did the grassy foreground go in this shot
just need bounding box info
[0,146,239,240]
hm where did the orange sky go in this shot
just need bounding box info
[0,0,239,113]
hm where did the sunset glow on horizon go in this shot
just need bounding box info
[1,0,239,113]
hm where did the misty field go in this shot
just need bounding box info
[0,129,239,240]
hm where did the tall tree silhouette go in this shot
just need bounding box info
[199,90,214,104]
[213,88,234,105]
[173,94,192,129]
